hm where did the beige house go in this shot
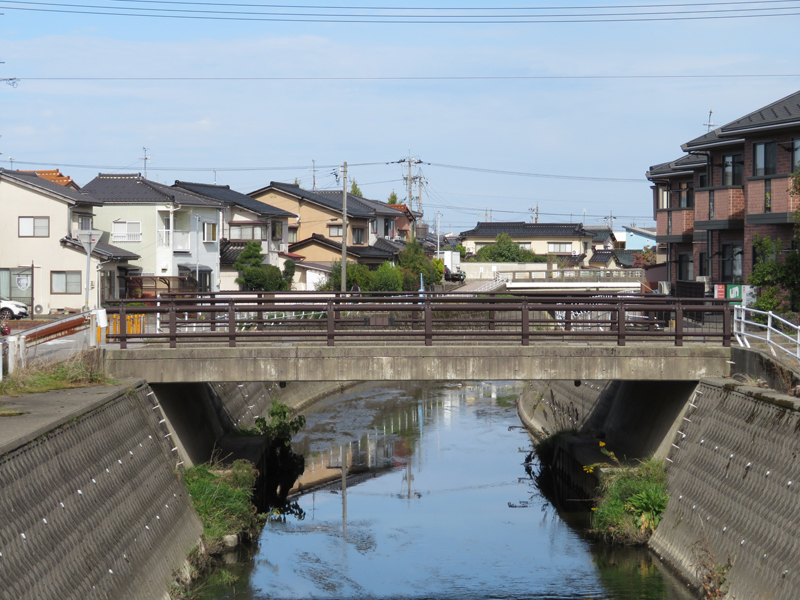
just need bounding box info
[0,170,138,314]
[249,182,399,248]
[459,222,594,266]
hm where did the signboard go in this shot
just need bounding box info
[714,284,726,299]
[15,275,30,291]
[726,284,755,307]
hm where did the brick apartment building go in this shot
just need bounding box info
[647,90,800,293]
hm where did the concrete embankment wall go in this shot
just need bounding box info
[0,381,203,600]
[0,378,352,599]
[650,378,800,600]
[519,370,800,600]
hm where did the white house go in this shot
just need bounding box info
[0,169,139,313]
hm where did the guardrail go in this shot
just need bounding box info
[104,292,733,349]
[733,305,800,365]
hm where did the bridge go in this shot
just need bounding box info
[101,292,734,383]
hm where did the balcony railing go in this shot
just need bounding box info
[157,230,191,250]
[111,232,142,243]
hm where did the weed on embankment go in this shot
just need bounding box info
[0,350,111,397]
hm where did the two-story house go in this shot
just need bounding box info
[172,181,294,290]
[0,169,138,313]
[648,89,800,291]
[84,174,223,296]
[249,182,400,249]
[459,222,594,266]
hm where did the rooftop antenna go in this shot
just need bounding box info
[212,169,217,185]
[140,147,151,179]
[703,110,715,132]
[312,159,317,190]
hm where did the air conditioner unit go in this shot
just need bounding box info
[572,250,579,256]
[658,281,671,295]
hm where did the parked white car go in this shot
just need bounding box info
[0,295,30,320]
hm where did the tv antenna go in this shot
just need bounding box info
[140,147,151,179]
[703,110,716,132]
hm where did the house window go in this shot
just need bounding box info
[272,221,283,241]
[518,242,531,251]
[78,216,93,231]
[698,171,708,188]
[51,271,81,294]
[202,222,218,242]
[111,221,141,242]
[721,244,743,283]
[698,251,708,277]
[547,242,571,253]
[328,225,343,238]
[352,228,365,245]
[753,142,777,176]
[384,219,392,238]
[708,190,715,219]
[764,179,772,213]
[99,270,114,302]
[19,217,49,238]
[793,139,800,172]
[198,271,212,293]
[230,224,267,240]
[288,228,298,243]
[723,154,743,186]
[370,219,377,235]
[679,182,694,208]
[677,253,693,281]
[657,187,670,210]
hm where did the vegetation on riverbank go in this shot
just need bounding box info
[590,450,669,545]
[0,350,111,397]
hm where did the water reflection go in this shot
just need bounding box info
[200,382,695,600]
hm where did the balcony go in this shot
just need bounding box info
[158,230,191,251]
[111,232,142,243]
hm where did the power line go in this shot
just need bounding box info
[426,162,644,183]
[2,1,800,22]
[12,74,800,82]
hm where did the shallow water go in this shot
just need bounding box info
[200,382,696,600]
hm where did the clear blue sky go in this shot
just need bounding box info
[2,1,799,234]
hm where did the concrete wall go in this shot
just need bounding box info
[650,378,800,600]
[0,381,202,600]
[105,345,733,384]
[519,370,800,600]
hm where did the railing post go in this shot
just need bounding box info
[327,300,335,346]
[489,305,496,331]
[521,300,530,346]
[120,303,128,350]
[675,301,684,347]
[424,300,432,346]
[564,309,572,332]
[722,304,732,347]
[7,336,16,375]
[169,307,177,348]
[257,292,265,331]
[767,311,773,346]
[647,310,655,332]
[616,300,626,346]
[228,301,236,348]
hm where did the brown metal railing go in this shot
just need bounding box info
[105,292,733,349]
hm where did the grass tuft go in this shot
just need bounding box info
[183,459,259,546]
[0,350,111,397]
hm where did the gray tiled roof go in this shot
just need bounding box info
[174,181,294,218]
[460,221,590,238]
[0,169,101,205]
[314,190,398,217]
[719,89,800,134]
[83,174,221,207]
[614,250,638,267]
[585,226,615,243]
[289,233,395,259]
[60,236,141,260]
[255,182,378,218]
[682,128,743,151]
[647,153,708,178]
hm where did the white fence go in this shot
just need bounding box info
[734,305,800,365]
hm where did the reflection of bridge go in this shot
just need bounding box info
[102,292,733,383]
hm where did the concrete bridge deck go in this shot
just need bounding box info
[103,343,732,383]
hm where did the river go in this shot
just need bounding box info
[199,381,696,600]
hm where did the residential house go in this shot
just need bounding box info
[172,181,295,290]
[249,182,400,248]
[585,226,618,251]
[84,174,223,296]
[647,89,800,293]
[459,222,594,266]
[288,233,396,267]
[0,169,139,313]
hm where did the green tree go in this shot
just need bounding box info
[748,233,800,318]
[398,239,441,287]
[282,259,296,289]
[234,241,287,291]
[474,233,547,263]
[387,190,399,205]
[371,261,403,291]
[251,402,306,506]
[350,179,363,196]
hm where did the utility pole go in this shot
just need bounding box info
[341,161,348,293]
[312,159,317,190]
[608,211,614,230]
[399,154,422,213]
[436,212,441,257]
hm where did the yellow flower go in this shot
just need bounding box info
[591,507,596,511]
[599,441,606,447]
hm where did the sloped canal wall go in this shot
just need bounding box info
[518,372,800,600]
[0,379,349,600]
